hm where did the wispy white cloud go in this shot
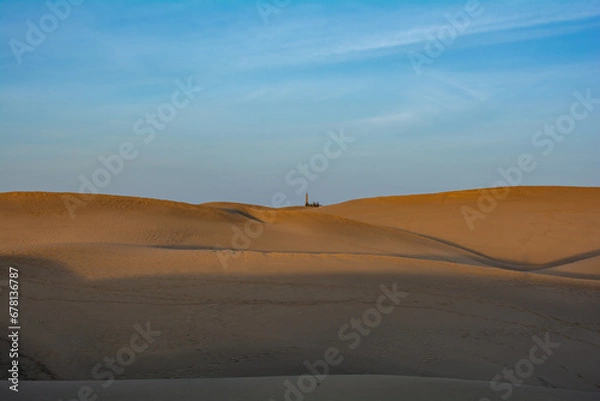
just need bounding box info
[355,111,415,126]
[332,2,600,53]
[230,1,600,70]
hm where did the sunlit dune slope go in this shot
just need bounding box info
[1,188,599,276]
[315,186,600,266]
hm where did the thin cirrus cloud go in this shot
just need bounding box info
[226,1,600,70]
[354,112,416,127]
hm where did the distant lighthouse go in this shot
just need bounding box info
[305,193,309,206]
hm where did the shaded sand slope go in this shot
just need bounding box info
[3,376,599,401]
[1,252,599,392]
[1,189,599,399]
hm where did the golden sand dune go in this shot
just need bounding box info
[316,186,600,267]
[2,187,599,275]
[1,188,599,400]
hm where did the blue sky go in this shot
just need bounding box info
[1,0,599,206]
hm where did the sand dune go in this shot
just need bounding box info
[316,187,600,267]
[3,187,599,274]
[1,187,599,400]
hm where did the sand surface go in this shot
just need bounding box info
[0,187,599,400]
[3,376,599,401]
